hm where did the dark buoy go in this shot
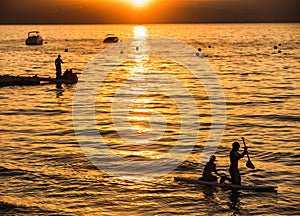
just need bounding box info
[64,48,68,52]
[136,46,139,51]
[196,52,200,56]
[120,51,124,54]
[274,46,278,49]
[66,39,69,41]
[278,50,282,54]
[45,41,48,44]
[208,45,211,48]
[278,43,282,46]
[198,48,202,52]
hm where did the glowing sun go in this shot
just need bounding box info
[130,0,150,8]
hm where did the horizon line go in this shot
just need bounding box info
[1,21,299,25]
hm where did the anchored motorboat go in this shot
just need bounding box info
[25,31,44,45]
[103,34,119,43]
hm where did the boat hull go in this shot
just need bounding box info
[25,37,43,45]
[174,177,277,192]
[103,36,119,43]
[0,75,77,87]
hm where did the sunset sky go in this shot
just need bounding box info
[0,0,299,24]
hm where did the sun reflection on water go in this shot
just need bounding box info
[134,26,147,39]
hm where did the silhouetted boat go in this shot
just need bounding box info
[25,31,43,45]
[0,75,77,87]
[103,34,119,43]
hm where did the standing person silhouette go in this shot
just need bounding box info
[55,55,64,79]
[229,141,248,185]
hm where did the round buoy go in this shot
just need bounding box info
[45,41,48,44]
[64,48,68,52]
[66,39,69,41]
[278,50,282,54]
[278,43,282,46]
[196,52,200,56]
[208,45,211,48]
[274,46,278,49]
[136,47,139,51]
[120,51,124,54]
[198,48,202,52]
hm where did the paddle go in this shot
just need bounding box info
[241,137,255,169]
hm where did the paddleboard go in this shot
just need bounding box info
[174,177,277,192]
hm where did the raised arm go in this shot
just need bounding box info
[241,137,248,157]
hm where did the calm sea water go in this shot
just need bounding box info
[0,24,299,215]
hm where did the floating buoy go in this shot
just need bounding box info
[45,41,48,44]
[136,46,139,51]
[198,48,202,52]
[278,43,282,46]
[120,51,124,54]
[66,39,69,41]
[196,52,200,56]
[64,48,68,52]
[278,50,282,53]
[208,45,211,48]
[274,46,278,49]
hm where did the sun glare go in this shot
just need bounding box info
[130,0,150,8]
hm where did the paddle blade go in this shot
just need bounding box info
[246,160,255,169]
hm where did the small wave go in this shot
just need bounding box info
[0,201,21,214]
[238,114,300,123]
[0,198,58,215]
[123,155,151,161]
[235,122,294,129]
[226,101,267,106]
[0,166,27,177]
